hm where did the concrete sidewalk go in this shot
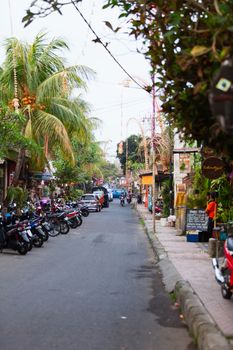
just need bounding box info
[135,203,233,350]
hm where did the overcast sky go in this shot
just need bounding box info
[1,0,152,160]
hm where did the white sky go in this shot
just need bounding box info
[0,0,153,160]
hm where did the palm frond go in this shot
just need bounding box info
[36,65,95,101]
[34,110,75,163]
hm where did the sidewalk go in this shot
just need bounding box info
[135,203,233,350]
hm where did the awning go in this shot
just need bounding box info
[31,171,53,181]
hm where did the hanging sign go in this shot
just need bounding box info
[202,157,225,179]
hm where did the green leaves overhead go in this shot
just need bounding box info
[103,0,233,158]
[0,32,96,174]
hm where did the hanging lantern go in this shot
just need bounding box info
[209,57,233,133]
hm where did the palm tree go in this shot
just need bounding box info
[0,32,94,185]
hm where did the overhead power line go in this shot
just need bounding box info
[70,0,150,94]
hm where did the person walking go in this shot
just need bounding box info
[205,192,217,240]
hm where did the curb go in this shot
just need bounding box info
[136,206,232,350]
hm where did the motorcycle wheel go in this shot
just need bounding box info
[33,237,44,248]
[81,209,89,217]
[42,230,49,242]
[48,219,60,237]
[27,241,33,251]
[69,217,79,229]
[17,243,28,255]
[60,221,70,234]
[77,216,82,227]
[221,285,232,299]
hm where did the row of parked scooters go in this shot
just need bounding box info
[0,198,90,255]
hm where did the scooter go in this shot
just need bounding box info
[0,217,29,255]
[120,195,125,207]
[212,234,233,299]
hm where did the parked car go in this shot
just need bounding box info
[80,194,101,212]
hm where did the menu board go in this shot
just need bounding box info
[186,209,208,231]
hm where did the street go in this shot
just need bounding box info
[0,201,196,350]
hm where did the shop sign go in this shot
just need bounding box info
[202,157,225,179]
[141,175,153,185]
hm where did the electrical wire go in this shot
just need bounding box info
[91,99,151,114]
[70,0,150,94]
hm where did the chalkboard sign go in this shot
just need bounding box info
[186,209,208,231]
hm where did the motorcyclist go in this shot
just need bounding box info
[120,191,126,206]
[126,191,132,204]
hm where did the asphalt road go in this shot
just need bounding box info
[0,201,196,350]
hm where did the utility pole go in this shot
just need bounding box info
[151,75,157,235]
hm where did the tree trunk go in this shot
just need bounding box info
[12,148,26,187]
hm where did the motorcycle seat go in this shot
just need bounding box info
[5,223,19,231]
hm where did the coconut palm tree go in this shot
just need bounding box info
[0,32,94,185]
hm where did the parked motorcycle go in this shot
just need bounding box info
[51,203,82,229]
[212,230,233,299]
[67,201,89,217]
[78,205,89,217]
[27,218,45,248]
[0,217,29,255]
[46,212,70,235]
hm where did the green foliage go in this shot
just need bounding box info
[0,106,36,158]
[54,158,80,185]
[53,137,119,187]
[186,192,208,210]
[211,175,233,222]
[186,167,210,208]
[5,186,28,209]
[161,180,170,217]
[68,187,84,200]
[0,33,94,185]
[117,134,145,173]
[101,161,121,181]
[23,2,233,157]
[186,169,233,222]
[103,0,233,158]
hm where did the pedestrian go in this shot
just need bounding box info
[205,192,217,240]
[137,193,142,204]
